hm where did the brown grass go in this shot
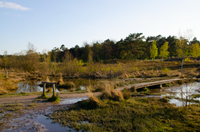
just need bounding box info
[111,91,124,101]
[0,87,8,95]
[94,81,115,92]
[100,90,112,100]
[88,93,102,108]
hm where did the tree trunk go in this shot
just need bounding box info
[180,57,184,76]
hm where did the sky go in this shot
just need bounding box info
[0,0,200,55]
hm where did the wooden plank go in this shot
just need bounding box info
[41,81,56,84]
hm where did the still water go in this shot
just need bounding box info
[149,82,200,106]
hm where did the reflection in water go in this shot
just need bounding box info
[161,82,200,100]
[17,81,87,93]
[60,97,89,105]
[17,81,43,93]
[149,82,200,106]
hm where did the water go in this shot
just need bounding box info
[17,80,87,93]
[1,97,89,132]
[17,81,43,93]
[60,97,89,105]
[148,82,200,106]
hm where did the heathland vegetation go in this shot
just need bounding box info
[1,32,200,131]
[1,33,200,95]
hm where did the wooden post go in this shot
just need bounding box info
[5,68,8,78]
[43,83,46,96]
[52,84,56,96]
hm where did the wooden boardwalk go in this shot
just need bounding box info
[115,78,181,91]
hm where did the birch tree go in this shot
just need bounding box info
[150,40,158,61]
[191,43,200,59]
[159,41,169,61]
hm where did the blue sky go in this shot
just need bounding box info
[0,0,200,55]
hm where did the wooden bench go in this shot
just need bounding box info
[41,81,57,96]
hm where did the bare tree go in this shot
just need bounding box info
[176,29,193,77]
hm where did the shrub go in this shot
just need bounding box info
[130,86,137,92]
[123,88,131,100]
[57,81,76,89]
[196,75,200,78]
[184,57,190,62]
[162,68,171,73]
[177,80,185,85]
[159,97,169,103]
[19,91,26,94]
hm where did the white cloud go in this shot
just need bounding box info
[0,1,30,10]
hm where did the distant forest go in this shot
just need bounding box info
[1,33,200,62]
[48,33,200,62]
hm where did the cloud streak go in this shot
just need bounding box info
[0,1,30,10]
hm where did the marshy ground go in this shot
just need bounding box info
[0,60,200,131]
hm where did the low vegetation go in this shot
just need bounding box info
[50,96,200,132]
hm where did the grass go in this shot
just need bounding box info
[192,94,200,98]
[50,97,200,131]
[4,103,23,111]
[38,93,49,99]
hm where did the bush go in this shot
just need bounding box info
[159,97,169,103]
[57,81,76,89]
[177,80,185,85]
[130,86,137,92]
[19,91,26,94]
[123,88,131,100]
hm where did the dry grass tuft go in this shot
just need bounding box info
[45,76,50,82]
[100,90,112,100]
[58,73,64,85]
[0,87,8,95]
[95,81,114,92]
[88,93,102,108]
[111,91,124,101]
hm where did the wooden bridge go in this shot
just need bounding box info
[115,78,182,91]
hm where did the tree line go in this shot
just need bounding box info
[0,32,200,74]
[50,33,200,62]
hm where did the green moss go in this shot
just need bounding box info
[38,93,49,99]
[48,95,60,102]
